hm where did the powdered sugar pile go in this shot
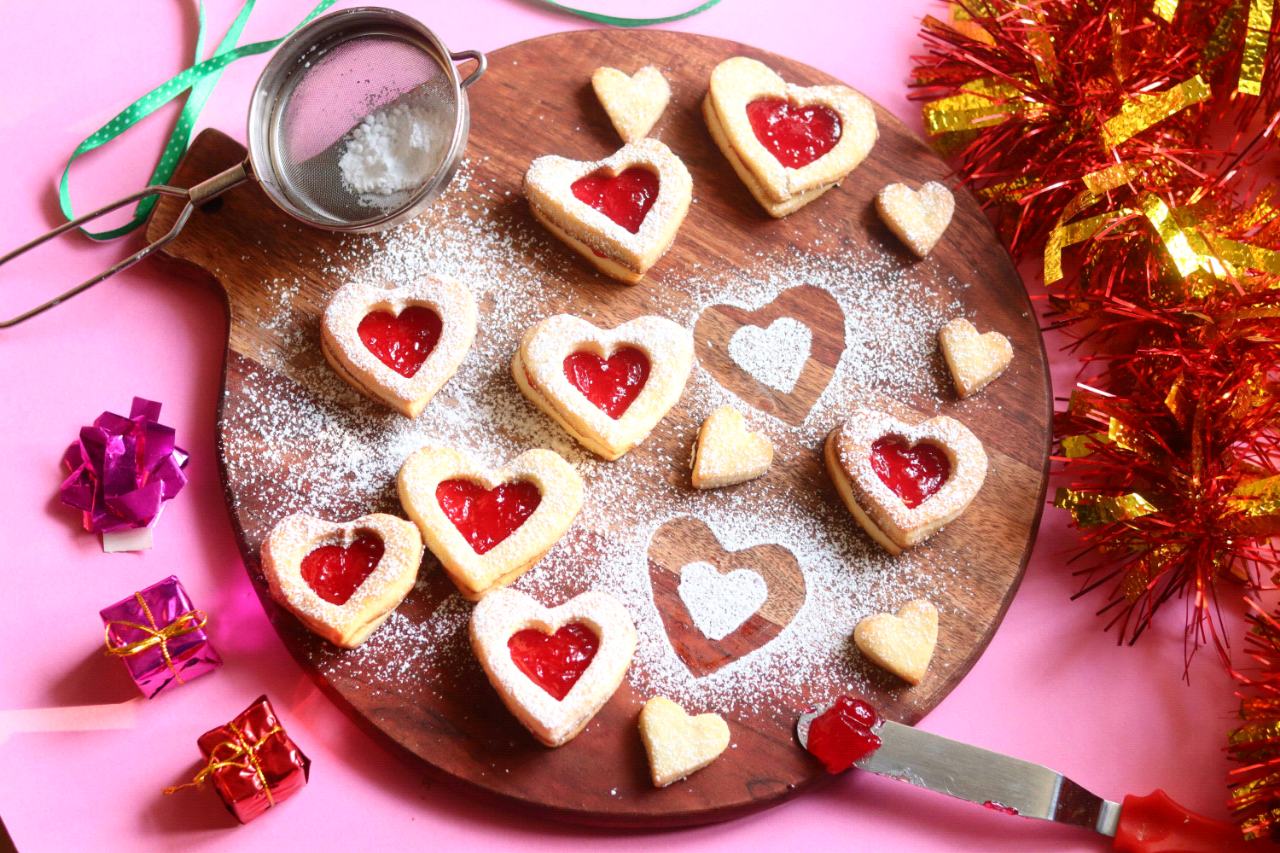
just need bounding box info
[339,99,444,209]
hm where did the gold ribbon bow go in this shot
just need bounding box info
[103,591,207,685]
[163,722,284,803]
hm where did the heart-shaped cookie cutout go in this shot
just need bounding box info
[322,277,478,418]
[470,587,637,747]
[938,318,1013,398]
[691,405,773,489]
[825,408,987,554]
[704,56,878,217]
[854,599,938,685]
[592,65,671,143]
[648,517,804,676]
[678,561,767,639]
[694,285,845,426]
[524,138,692,283]
[513,314,694,460]
[261,512,424,649]
[875,181,955,258]
[397,446,584,599]
[638,696,730,788]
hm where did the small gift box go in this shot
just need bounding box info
[167,696,311,824]
[100,575,221,698]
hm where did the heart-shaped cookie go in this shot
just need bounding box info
[875,181,955,258]
[938,318,1013,398]
[694,285,845,426]
[397,446,584,600]
[825,407,987,554]
[261,512,424,648]
[513,314,694,460]
[647,517,804,676]
[691,405,773,489]
[638,696,730,788]
[592,65,671,143]
[854,599,938,685]
[470,587,637,747]
[704,56,878,217]
[524,138,692,283]
[322,277,478,418]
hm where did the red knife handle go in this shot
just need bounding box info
[1113,790,1270,852]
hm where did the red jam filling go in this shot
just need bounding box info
[357,306,443,378]
[983,801,1020,816]
[804,695,882,774]
[300,533,384,605]
[869,436,951,509]
[570,167,660,233]
[508,623,599,700]
[746,98,842,169]
[562,347,650,419]
[435,479,541,555]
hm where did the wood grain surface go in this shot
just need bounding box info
[147,29,1051,827]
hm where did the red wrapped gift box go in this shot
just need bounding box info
[168,695,310,823]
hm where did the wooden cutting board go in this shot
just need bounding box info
[148,29,1051,827]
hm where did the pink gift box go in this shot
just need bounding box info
[100,575,221,698]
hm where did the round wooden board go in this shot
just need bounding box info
[148,29,1051,827]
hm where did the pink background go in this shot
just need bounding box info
[0,1,1245,850]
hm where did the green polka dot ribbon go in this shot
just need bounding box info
[536,0,723,27]
[60,0,335,240]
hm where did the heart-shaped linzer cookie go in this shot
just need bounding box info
[524,138,692,283]
[513,314,694,460]
[691,405,773,489]
[938,318,1013,398]
[704,56,878,217]
[647,517,804,676]
[397,446,584,600]
[639,696,730,787]
[261,512,424,649]
[825,408,987,554]
[470,587,637,747]
[876,181,955,258]
[322,277,478,418]
[694,285,845,426]
[592,65,671,143]
[854,599,939,685]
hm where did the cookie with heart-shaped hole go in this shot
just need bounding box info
[703,56,877,218]
[938,318,1013,398]
[639,696,730,787]
[824,408,987,554]
[321,277,478,418]
[592,65,671,143]
[524,138,692,283]
[261,512,424,649]
[397,446,584,600]
[470,587,637,747]
[691,405,773,489]
[854,598,939,685]
[876,181,955,258]
[513,314,693,460]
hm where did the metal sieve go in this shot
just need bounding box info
[0,7,485,328]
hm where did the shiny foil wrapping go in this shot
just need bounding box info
[196,696,310,824]
[100,575,221,698]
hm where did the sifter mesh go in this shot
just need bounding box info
[264,30,459,227]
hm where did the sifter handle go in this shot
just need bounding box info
[1113,790,1271,853]
[451,49,487,89]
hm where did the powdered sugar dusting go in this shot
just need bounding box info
[727,317,811,393]
[678,562,767,641]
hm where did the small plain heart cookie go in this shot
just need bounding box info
[513,314,694,460]
[691,405,773,489]
[261,512,424,649]
[321,277,478,418]
[875,181,955,258]
[939,318,1013,398]
[704,56,878,218]
[471,587,637,747]
[854,599,939,685]
[397,446,584,600]
[592,65,671,143]
[825,408,987,554]
[525,138,692,283]
[638,696,731,787]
